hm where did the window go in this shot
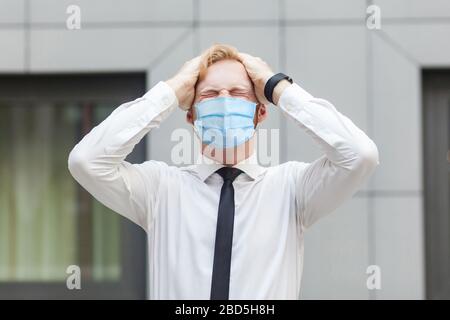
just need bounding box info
[0,74,147,299]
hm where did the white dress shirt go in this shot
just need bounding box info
[68,81,379,300]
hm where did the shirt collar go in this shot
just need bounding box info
[190,151,266,182]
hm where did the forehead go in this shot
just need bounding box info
[196,59,253,92]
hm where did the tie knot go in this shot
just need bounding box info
[216,167,243,183]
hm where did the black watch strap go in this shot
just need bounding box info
[264,73,293,104]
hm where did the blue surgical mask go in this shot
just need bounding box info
[193,97,257,149]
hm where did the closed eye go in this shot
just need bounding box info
[199,90,218,98]
[230,89,250,97]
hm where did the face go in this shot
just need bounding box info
[187,59,267,165]
[186,59,266,126]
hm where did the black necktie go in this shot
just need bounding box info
[210,167,243,300]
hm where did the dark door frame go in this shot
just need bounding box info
[0,73,147,299]
[422,69,450,300]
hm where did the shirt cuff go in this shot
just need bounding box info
[278,83,314,114]
[143,81,179,112]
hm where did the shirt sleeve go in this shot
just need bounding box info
[67,81,178,232]
[278,83,380,229]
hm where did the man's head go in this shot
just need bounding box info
[186,44,267,127]
[184,44,268,165]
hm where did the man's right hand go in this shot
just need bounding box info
[165,56,201,110]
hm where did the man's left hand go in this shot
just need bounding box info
[238,53,274,105]
[239,53,291,106]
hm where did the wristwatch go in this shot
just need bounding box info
[264,73,293,104]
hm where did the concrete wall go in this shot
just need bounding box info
[2,0,448,299]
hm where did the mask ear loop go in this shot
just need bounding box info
[192,106,202,140]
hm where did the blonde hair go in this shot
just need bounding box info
[199,43,242,80]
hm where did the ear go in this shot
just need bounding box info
[186,107,195,125]
[254,103,267,128]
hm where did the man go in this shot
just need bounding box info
[68,44,379,299]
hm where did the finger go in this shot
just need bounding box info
[185,56,201,77]
[237,52,253,63]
